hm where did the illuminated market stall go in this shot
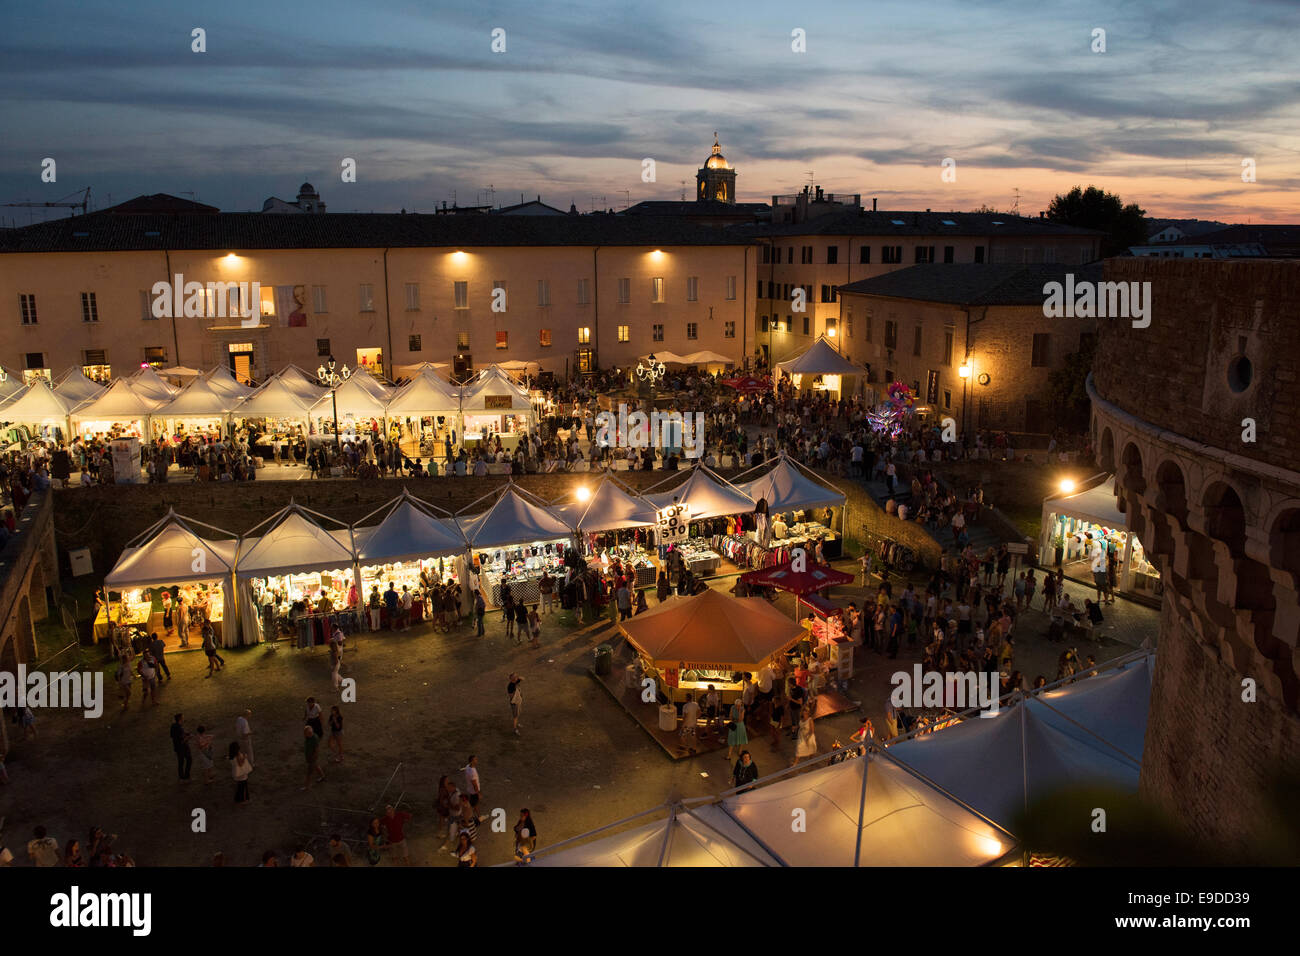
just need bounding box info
[457,484,574,607]
[1040,475,1160,597]
[353,491,470,628]
[101,509,238,649]
[53,366,108,404]
[234,503,359,646]
[385,367,461,458]
[71,377,165,439]
[0,378,81,442]
[553,475,660,588]
[230,378,314,458]
[309,374,387,447]
[644,464,757,577]
[734,452,847,564]
[458,365,536,451]
[151,375,239,441]
[773,335,860,399]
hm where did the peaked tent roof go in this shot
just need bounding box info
[460,366,534,413]
[273,364,325,401]
[386,368,461,416]
[105,510,238,588]
[456,486,573,549]
[619,588,805,668]
[721,751,1015,866]
[354,493,469,563]
[235,505,356,577]
[204,365,256,400]
[775,336,861,376]
[155,376,241,417]
[552,475,658,531]
[309,375,388,418]
[735,453,846,512]
[231,378,314,419]
[52,367,107,405]
[529,804,779,867]
[129,365,180,401]
[347,371,393,399]
[0,379,80,424]
[0,367,25,403]
[1043,478,1125,529]
[644,463,755,520]
[73,377,165,419]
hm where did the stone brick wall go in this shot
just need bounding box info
[1094,258,1300,473]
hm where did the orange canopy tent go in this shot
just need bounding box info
[619,588,806,673]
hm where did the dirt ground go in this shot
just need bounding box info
[934,457,1100,542]
[1,559,1157,868]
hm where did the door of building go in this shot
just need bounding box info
[229,350,254,384]
[453,353,473,381]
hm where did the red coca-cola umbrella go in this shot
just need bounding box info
[721,374,772,393]
[740,559,853,596]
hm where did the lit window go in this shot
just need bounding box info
[496,331,509,350]
[617,325,630,342]
[539,329,552,347]
[456,332,470,349]
[454,281,468,309]
[578,327,591,344]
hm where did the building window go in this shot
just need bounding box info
[725,275,736,300]
[138,290,156,321]
[915,246,935,264]
[943,330,954,365]
[81,292,99,323]
[143,346,167,367]
[653,324,664,342]
[404,282,420,310]
[457,331,470,349]
[687,276,699,301]
[943,246,954,264]
[317,338,331,356]
[313,285,328,313]
[686,322,698,340]
[724,321,735,338]
[536,279,550,307]
[578,327,591,344]
[787,247,794,264]
[760,316,769,333]
[913,325,923,356]
[820,285,837,303]
[539,329,552,347]
[882,245,902,264]
[577,278,590,305]
[762,245,770,264]
[617,325,630,342]
[944,389,952,409]
[453,281,468,309]
[651,277,665,303]
[802,315,810,335]
[756,280,763,300]
[827,245,839,264]
[408,334,422,352]
[846,316,854,338]
[359,284,375,312]
[82,349,106,366]
[856,245,869,265]
[884,320,897,350]
[826,318,837,338]
[25,352,44,370]
[617,278,631,304]
[496,331,508,350]
[19,294,37,325]
[1031,333,1051,367]
[801,246,813,264]
[864,310,872,343]
[974,246,986,264]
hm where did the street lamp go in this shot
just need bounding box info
[957,362,972,450]
[316,354,352,453]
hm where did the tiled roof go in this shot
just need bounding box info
[837,262,1104,306]
[0,207,755,253]
[736,209,1104,239]
[1193,224,1300,249]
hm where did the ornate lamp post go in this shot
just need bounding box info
[316,355,351,453]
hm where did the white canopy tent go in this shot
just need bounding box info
[353,491,469,563]
[456,484,574,550]
[129,365,180,402]
[774,336,861,377]
[552,474,658,531]
[231,378,315,421]
[52,367,107,406]
[234,503,358,645]
[460,368,534,413]
[310,376,388,421]
[0,366,25,403]
[0,379,81,428]
[644,463,756,521]
[347,371,394,399]
[734,452,847,512]
[394,362,452,380]
[72,378,165,435]
[204,366,256,401]
[154,376,242,419]
[272,364,325,402]
[386,368,461,418]
[886,653,1152,830]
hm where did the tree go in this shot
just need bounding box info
[1047,333,1097,432]
[1046,186,1146,258]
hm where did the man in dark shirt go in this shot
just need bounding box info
[170,713,192,780]
[150,632,171,681]
[383,581,400,631]
[380,804,413,865]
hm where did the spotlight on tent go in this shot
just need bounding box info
[1059,478,1076,494]
[576,486,592,502]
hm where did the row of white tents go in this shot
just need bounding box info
[104,456,848,645]
[0,362,536,437]
[525,651,1153,866]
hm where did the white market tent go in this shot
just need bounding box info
[774,336,861,377]
[552,473,658,531]
[52,367,107,405]
[386,368,461,417]
[719,750,1017,866]
[529,802,780,867]
[1039,475,1127,555]
[734,452,847,512]
[640,350,733,367]
[459,366,534,414]
[272,364,325,401]
[0,379,81,426]
[231,378,315,421]
[0,366,25,403]
[347,371,393,399]
[104,509,239,589]
[204,366,256,401]
[129,365,180,402]
[72,377,165,428]
[394,362,452,380]
[310,376,388,420]
[644,462,756,521]
[885,653,1152,831]
[456,484,574,550]
[158,366,203,379]
[353,491,469,564]
[234,503,358,645]
[155,376,242,418]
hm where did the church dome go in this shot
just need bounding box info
[704,134,730,169]
[299,182,316,194]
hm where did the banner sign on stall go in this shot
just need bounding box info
[484,394,514,409]
[657,503,691,543]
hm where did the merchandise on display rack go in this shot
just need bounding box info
[799,592,854,682]
[663,539,722,575]
[475,540,569,607]
[595,545,657,589]
[251,567,361,647]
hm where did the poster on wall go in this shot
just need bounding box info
[275,285,308,327]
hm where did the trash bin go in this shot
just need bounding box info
[594,643,613,676]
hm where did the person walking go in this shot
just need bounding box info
[301,725,326,790]
[527,605,541,648]
[679,692,700,752]
[195,725,215,783]
[232,746,253,804]
[436,776,460,850]
[792,708,818,767]
[512,599,528,646]
[725,698,748,763]
[538,570,554,615]
[502,584,516,640]
[304,697,324,739]
[170,713,193,780]
[616,581,632,621]
[138,653,160,706]
[235,709,255,764]
[27,826,60,867]
[507,673,523,735]
[201,623,224,676]
[176,593,190,648]
[379,805,413,866]
[463,755,487,823]
[453,831,477,868]
[474,589,486,636]
[149,632,171,681]
[327,705,344,763]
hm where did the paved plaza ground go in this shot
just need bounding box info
[2,553,1157,867]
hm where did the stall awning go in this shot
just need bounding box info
[72,378,165,419]
[52,367,107,405]
[204,366,255,400]
[236,505,356,578]
[644,464,755,521]
[1042,479,1126,528]
[310,375,387,419]
[460,368,534,414]
[129,365,180,402]
[354,494,468,563]
[619,588,805,670]
[155,376,241,417]
[385,369,461,416]
[0,379,80,424]
[105,510,238,588]
[775,336,861,377]
[740,560,853,596]
[232,378,314,419]
[457,486,573,550]
[553,475,657,531]
[735,453,846,512]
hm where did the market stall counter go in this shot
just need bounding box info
[456,484,576,609]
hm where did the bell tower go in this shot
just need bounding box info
[696,133,737,204]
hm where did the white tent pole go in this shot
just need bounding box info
[656,803,676,867]
[702,803,790,867]
[852,748,870,867]
[1020,693,1029,819]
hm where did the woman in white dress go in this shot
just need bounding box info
[792,709,818,768]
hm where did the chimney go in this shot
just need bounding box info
[872,197,877,211]
[1039,211,1045,218]
[925,208,930,213]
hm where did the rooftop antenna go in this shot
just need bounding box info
[621,188,630,210]
[487,184,495,208]
[1010,187,1020,215]
[680,180,687,201]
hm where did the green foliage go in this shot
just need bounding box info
[1046,185,1147,257]
[1047,333,1097,431]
